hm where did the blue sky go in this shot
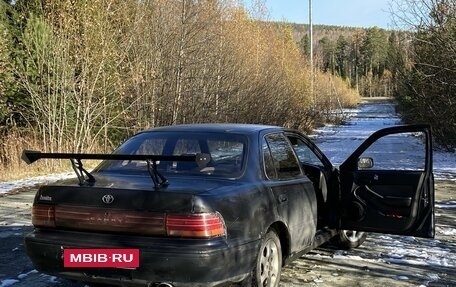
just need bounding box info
[244,0,393,28]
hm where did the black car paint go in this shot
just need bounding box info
[26,230,258,287]
[23,123,435,287]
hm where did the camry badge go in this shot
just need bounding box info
[102,194,115,204]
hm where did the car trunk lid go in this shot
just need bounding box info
[32,174,232,238]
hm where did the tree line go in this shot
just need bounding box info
[394,0,456,149]
[293,0,455,150]
[0,0,359,175]
[295,25,409,99]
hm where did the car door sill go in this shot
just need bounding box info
[284,227,338,265]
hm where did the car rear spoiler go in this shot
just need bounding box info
[21,150,199,189]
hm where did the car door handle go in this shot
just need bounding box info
[278,194,288,203]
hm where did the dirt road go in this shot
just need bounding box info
[0,180,454,287]
[1,99,454,286]
[280,180,455,287]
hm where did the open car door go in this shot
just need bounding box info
[338,125,434,238]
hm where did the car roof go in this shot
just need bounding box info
[141,123,283,135]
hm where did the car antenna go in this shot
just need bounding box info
[146,159,169,189]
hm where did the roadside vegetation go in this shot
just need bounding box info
[393,0,456,150]
[0,0,360,178]
[2,0,454,179]
[292,0,456,150]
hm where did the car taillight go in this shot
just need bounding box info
[54,205,166,235]
[166,213,226,239]
[32,204,56,228]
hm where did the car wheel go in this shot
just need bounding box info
[252,229,282,287]
[331,230,367,249]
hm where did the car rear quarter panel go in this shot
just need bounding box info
[197,181,277,244]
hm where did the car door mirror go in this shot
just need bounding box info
[358,157,374,169]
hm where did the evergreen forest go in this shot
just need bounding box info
[292,0,456,150]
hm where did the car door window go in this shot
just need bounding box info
[264,134,302,180]
[288,136,325,168]
[359,131,426,170]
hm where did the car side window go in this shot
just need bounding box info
[359,131,426,170]
[263,138,277,179]
[264,133,302,180]
[287,136,325,168]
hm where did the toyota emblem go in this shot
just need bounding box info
[101,194,114,204]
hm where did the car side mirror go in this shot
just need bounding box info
[358,157,374,169]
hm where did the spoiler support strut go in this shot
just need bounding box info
[70,158,96,186]
[146,160,169,188]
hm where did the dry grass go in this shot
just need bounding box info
[314,73,361,109]
[0,129,100,182]
[0,166,70,182]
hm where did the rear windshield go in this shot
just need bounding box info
[95,132,247,178]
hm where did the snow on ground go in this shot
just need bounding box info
[0,269,57,287]
[16,270,38,280]
[435,200,456,209]
[0,280,19,287]
[307,233,456,268]
[378,236,455,268]
[0,173,73,195]
[436,225,456,235]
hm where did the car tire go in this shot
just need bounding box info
[252,229,282,287]
[331,230,367,249]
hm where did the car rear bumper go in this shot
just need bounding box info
[25,229,259,287]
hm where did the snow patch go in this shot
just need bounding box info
[307,252,382,265]
[436,227,456,236]
[0,279,19,287]
[0,172,73,195]
[381,240,455,267]
[47,276,59,283]
[435,201,456,209]
[396,275,409,280]
[384,257,429,266]
[426,273,440,281]
[309,234,455,269]
[7,223,29,227]
[16,269,38,280]
[377,235,393,240]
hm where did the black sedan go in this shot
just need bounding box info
[22,123,434,287]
